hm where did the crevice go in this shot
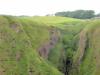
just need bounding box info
[64,57,72,75]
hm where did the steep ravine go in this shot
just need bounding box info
[36,21,100,75]
[37,27,74,75]
[0,15,100,75]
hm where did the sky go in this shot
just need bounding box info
[0,0,100,16]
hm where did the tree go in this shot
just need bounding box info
[95,13,100,17]
[55,10,95,19]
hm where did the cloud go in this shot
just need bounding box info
[0,0,100,16]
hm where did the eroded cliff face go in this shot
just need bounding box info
[74,30,88,65]
[38,27,60,59]
[72,21,100,75]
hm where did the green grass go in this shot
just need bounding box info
[0,15,100,75]
[0,15,64,75]
[73,20,100,75]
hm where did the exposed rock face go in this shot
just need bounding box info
[10,23,20,33]
[38,27,60,59]
[77,30,87,64]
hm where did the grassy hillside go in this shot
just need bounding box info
[72,20,100,75]
[0,16,63,75]
[0,15,100,75]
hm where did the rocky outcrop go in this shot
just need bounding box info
[38,27,60,59]
[77,30,87,64]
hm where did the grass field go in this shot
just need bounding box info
[0,15,100,75]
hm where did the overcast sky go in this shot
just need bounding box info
[0,0,100,16]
